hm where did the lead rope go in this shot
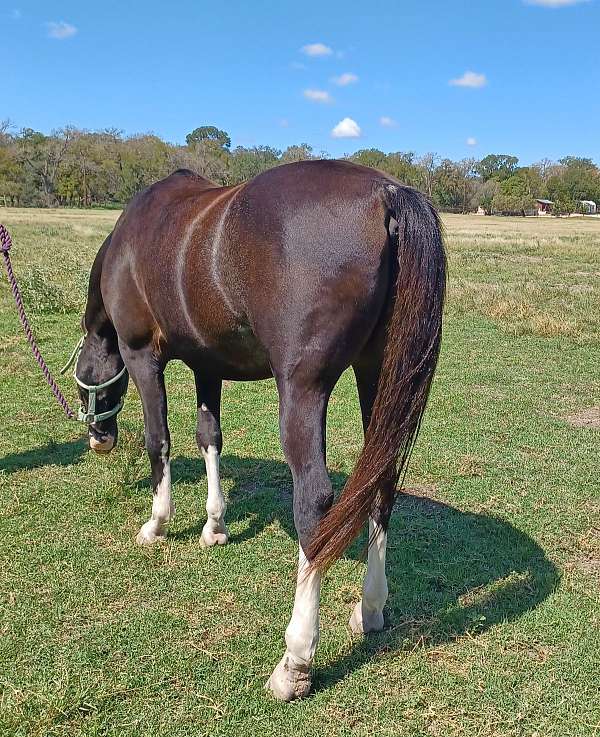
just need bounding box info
[0,223,76,419]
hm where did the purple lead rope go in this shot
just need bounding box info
[0,223,76,419]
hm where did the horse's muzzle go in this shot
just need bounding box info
[89,432,115,454]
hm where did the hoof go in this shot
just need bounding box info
[135,521,167,546]
[349,600,385,634]
[199,522,229,548]
[265,653,312,701]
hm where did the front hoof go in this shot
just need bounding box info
[349,600,385,634]
[135,522,166,546]
[266,653,312,701]
[199,522,229,548]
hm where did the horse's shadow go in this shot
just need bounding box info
[157,454,559,689]
[2,444,559,692]
[0,438,87,474]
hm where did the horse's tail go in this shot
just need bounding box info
[306,183,446,572]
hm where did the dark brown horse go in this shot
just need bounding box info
[74,159,446,700]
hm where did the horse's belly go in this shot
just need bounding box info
[168,323,273,381]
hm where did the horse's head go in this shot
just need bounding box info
[74,332,129,454]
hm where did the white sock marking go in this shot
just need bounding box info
[151,460,172,527]
[362,518,388,614]
[136,442,173,544]
[200,445,228,544]
[266,545,321,700]
[202,445,227,532]
[284,546,321,666]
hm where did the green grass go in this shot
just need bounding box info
[1,209,599,737]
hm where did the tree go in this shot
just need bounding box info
[16,127,75,207]
[280,144,315,163]
[492,172,536,214]
[415,153,439,198]
[228,146,280,184]
[546,158,600,208]
[0,137,23,207]
[380,152,418,186]
[471,178,500,214]
[516,166,543,200]
[186,126,231,150]
[0,119,13,142]
[532,158,555,183]
[558,156,595,170]
[173,139,230,185]
[551,194,577,217]
[349,148,387,171]
[432,158,476,212]
[475,154,519,182]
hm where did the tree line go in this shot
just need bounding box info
[1,121,599,215]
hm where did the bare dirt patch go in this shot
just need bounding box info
[566,407,600,429]
[578,559,600,581]
[402,483,439,499]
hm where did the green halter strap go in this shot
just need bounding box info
[61,335,128,425]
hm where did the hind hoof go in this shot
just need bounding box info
[266,653,312,701]
[349,600,385,634]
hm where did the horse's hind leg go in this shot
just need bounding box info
[122,346,174,545]
[194,373,228,547]
[266,379,333,701]
[348,356,389,634]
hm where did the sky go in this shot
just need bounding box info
[3,0,599,164]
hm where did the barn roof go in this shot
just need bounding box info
[580,200,596,205]
[536,199,554,204]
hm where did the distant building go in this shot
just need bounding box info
[580,200,597,214]
[536,199,553,216]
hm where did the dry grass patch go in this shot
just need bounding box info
[565,407,600,429]
[450,280,579,338]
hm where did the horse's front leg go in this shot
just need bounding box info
[120,346,173,545]
[194,373,228,547]
[266,380,333,701]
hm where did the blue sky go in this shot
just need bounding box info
[3,0,599,164]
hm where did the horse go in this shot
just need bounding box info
[73,159,446,700]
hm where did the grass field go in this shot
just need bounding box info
[1,207,599,737]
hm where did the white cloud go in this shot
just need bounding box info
[304,89,333,103]
[301,42,333,57]
[331,117,361,138]
[379,116,397,127]
[449,71,487,88]
[466,137,477,146]
[47,21,77,39]
[525,0,589,6]
[332,72,358,86]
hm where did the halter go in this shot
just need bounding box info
[61,336,128,425]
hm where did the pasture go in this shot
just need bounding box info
[1,208,599,736]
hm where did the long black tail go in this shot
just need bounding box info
[307,184,446,571]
